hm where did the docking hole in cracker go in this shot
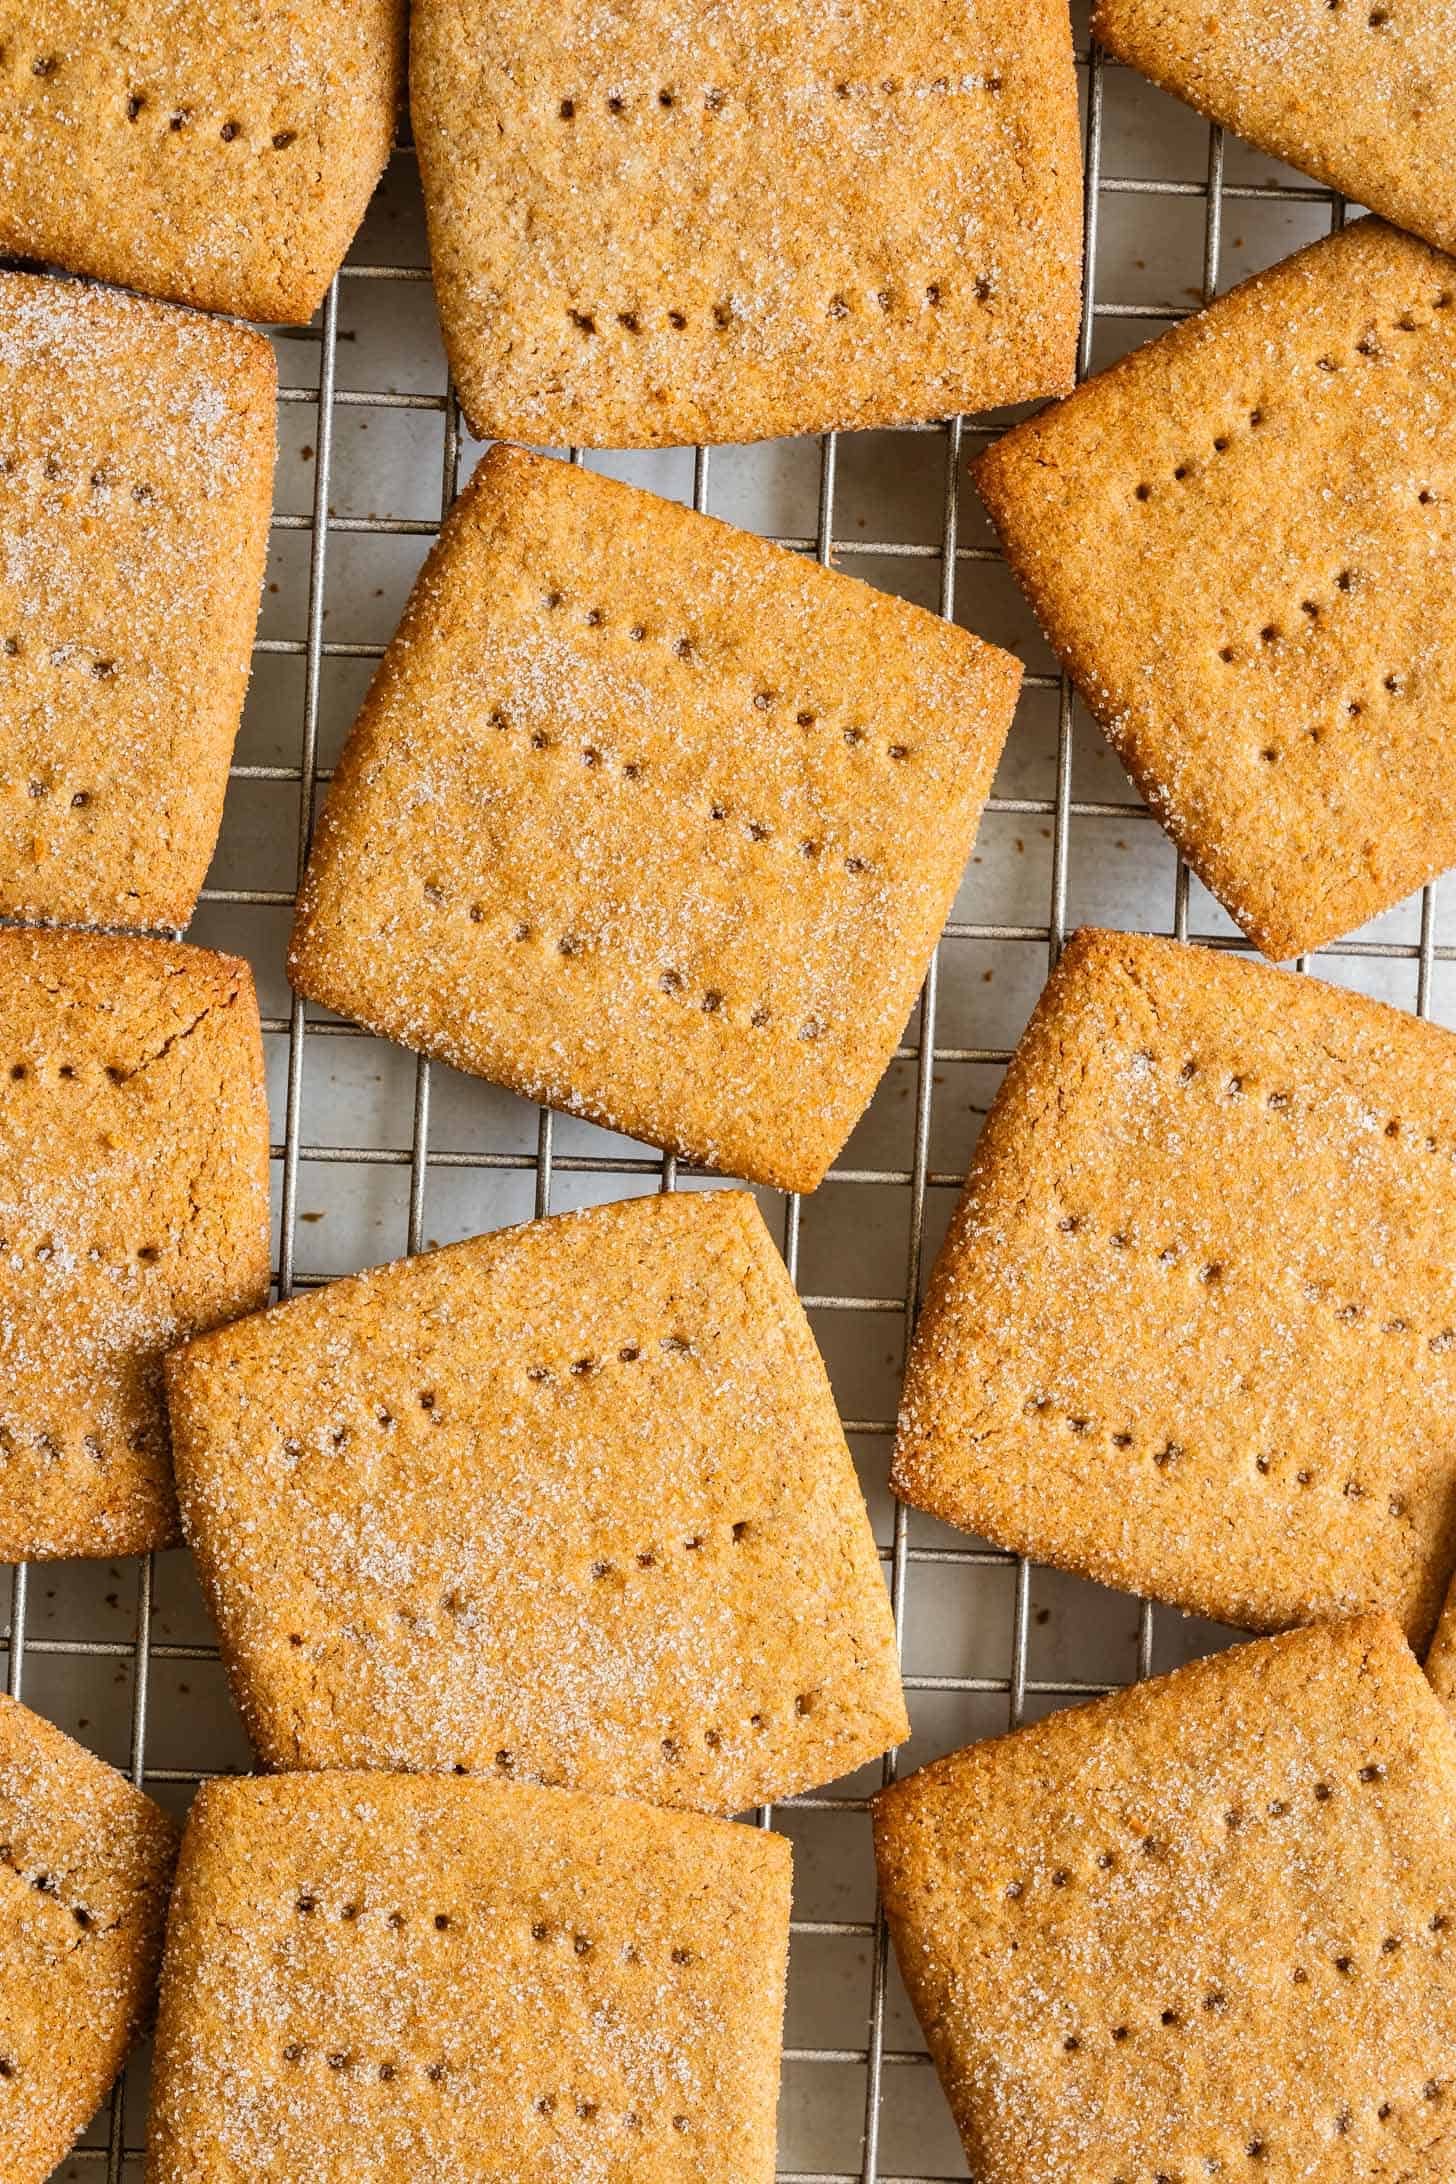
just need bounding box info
[410,0,1082,445]
[167,1190,907,1811]
[288,445,1020,1193]
[896,927,1456,1642]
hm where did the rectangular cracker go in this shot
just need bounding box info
[167,1189,907,1810]
[0,5,404,323]
[1093,0,1456,258]
[410,0,1082,446]
[976,219,1456,961]
[895,926,1456,1642]
[0,928,271,1562]
[0,1692,178,2184]
[0,273,275,931]
[146,1772,790,2182]
[873,1613,1456,2184]
[290,445,1020,1192]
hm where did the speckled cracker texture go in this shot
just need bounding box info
[0,3,404,324]
[1093,0,1456,258]
[873,1614,1456,2184]
[895,927,1456,1643]
[289,446,1020,1193]
[0,928,271,1562]
[167,1189,907,1810]
[146,1772,791,2183]
[410,0,1082,446]
[0,1693,178,2184]
[976,219,1456,961]
[0,273,275,932]
[1426,1571,1456,1717]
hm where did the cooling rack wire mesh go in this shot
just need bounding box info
[9,8,1452,2177]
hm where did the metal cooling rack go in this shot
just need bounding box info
[10,11,1453,2178]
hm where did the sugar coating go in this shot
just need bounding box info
[289,445,1020,1193]
[167,1190,907,1810]
[896,927,1456,1643]
[977,219,1456,962]
[0,2,404,323]
[1094,0,1456,257]
[0,271,275,931]
[1425,1570,1456,1719]
[410,0,1082,446]
[0,926,271,1561]
[146,1772,791,2182]
[0,1692,178,2184]
[874,1614,1456,2183]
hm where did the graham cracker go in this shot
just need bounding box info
[1093,0,1456,258]
[0,927,271,1563]
[146,1772,791,2182]
[873,1613,1456,2184]
[0,1692,178,2184]
[0,4,404,324]
[895,926,1456,1643]
[289,446,1020,1192]
[976,218,1456,962]
[0,273,275,932]
[167,1189,907,1810]
[410,0,1082,446]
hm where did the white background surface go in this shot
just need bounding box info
[13,5,1451,2175]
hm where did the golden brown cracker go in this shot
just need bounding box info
[874,1614,1456,2184]
[895,927,1456,1642]
[411,0,1082,445]
[0,3,404,323]
[167,1189,907,1810]
[0,927,271,1562]
[0,272,275,932]
[146,1772,790,2182]
[0,1693,178,2184]
[1094,0,1456,258]
[976,219,1456,961]
[289,445,1020,1193]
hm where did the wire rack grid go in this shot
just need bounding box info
[7,15,1451,2181]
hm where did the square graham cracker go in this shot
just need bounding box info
[289,446,1020,1193]
[1093,0,1456,258]
[0,4,404,324]
[146,1773,790,2182]
[0,273,275,931]
[895,927,1456,1643]
[873,1613,1456,2184]
[410,0,1081,446]
[166,1190,907,1811]
[0,1692,178,2184]
[0,927,271,1562]
[976,219,1456,961]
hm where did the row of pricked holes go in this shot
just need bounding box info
[278,2041,692,2132]
[3,634,118,690]
[493,1698,802,1776]
[1136,1048,1456,1169]
[1051,1210,1456,1357]
[4,456,158,504]
[1,1424,152,1465]
[566,277,982,339]
[1114,2082,1443,2179]
[1133,289,1455,502]
[14,56,300,147]
[0,1844,97,1944]
[1023,1401,1411,1514]
[1007,1764,1396,1913]
[533,587,920,760]
[420,885,829,1037]
[291,1891,702,1971]
[555,72,1004,120]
